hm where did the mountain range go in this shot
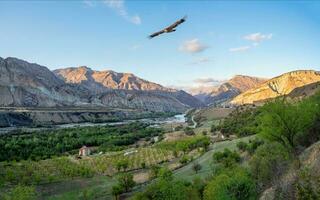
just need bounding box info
[0,57,203,113]
[1,56,319,113]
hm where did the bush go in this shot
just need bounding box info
[237,141,248,152]
[3,185,37,200]
[249,142,290,191]
[192,163,202,173]
[213,148,241,168]
[179,155,190,164]
[133,177,200,200]
[295,167,320,200]
[117,173,135,192]
[184,127,195,136]
[204,167,257,200]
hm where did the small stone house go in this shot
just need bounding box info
[79,146,91,156]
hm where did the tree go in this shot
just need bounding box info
[116,159,129,172]
[259,99,315,156]
[204,167,257,200]
[111,185,123,200]
[117,173,135,192]
[158,167,173,181]
[149,165,161,179]
[192,163,202,174]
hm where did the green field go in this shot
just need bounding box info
[174,135,255,182]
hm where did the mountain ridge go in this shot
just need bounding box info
[0,57,203,112]
[202,75,267,105]
[231,70,320,105]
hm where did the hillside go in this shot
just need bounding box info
[203,75,266,105]
[0,57,203,113]
[231,70,320,105]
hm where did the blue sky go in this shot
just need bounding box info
[0,1,319,88]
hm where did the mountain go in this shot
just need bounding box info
[203,75,266,105]
[0,57,203,113]
[231,70,320,105]
[54,67,175,92]
[54,67,204,109]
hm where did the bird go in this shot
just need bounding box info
[148,16,187,39]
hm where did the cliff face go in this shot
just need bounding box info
[0,57,203,113]
[204,75,266,105]
[231,70,320,105]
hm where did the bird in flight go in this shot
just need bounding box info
[148,16,187,39]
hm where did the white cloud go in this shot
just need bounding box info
[244,33,273,43]
[83,0,96,7]
[194,77,220,84]
[229,46,251,52]
[104,0,141,25]
[179,39,208,54]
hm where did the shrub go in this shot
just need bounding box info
[179,155,190,164]
[212,148,241,168]
[192,163,202,173]
[3,185,37,200]
[237,141,248,152]
[204,167,257,200]
[249,142,290,191]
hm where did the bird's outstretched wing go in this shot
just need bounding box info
[166,16,187,30]
[148,16,187,39]
[149,30,165,38]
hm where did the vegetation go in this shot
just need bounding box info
[212,148,241,168]
[203,167,257,200]
[217,107,260,137]
[0,122,163,162]
[259,98,317,156]
[249,142,290,191]
[132,167,200,200]
[2,92,320,200]
[158,135,210,154]
[2,185,37,200]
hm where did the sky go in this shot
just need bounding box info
[0,0,320,89]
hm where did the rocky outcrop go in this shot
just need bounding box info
[231,70,320,105]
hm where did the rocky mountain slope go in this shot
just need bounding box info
[203,75,266,105]
[231,70,320,105]
[0,57,203,113]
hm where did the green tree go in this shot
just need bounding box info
[259,99,315,156]
[192,163,202,174]
[117,173,135,192]
[116,159,129,172]
[204,167,257,200]
[112,185,123,200]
